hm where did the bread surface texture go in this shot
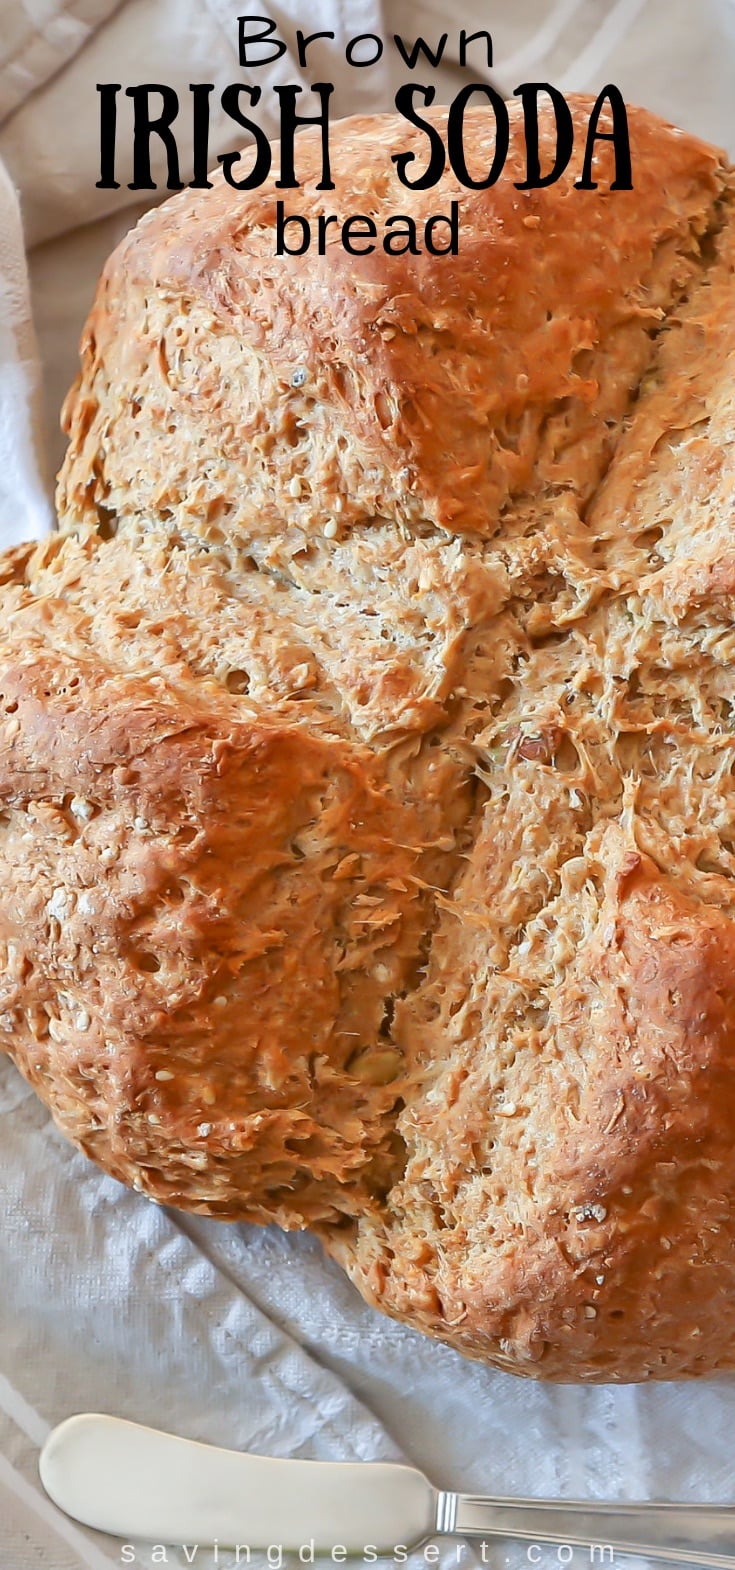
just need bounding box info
[4,98,735,1378]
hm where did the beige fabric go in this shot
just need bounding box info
[0,155,51,538]
[393,0,735,152]
[0,0,122,121]
[1,0,395,248]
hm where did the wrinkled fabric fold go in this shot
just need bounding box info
[0,155,52,542]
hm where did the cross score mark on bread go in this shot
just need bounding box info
[2,100,735,1379]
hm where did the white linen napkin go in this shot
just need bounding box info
[0,158,52,545]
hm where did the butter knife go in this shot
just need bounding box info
[39,1413,735,1567]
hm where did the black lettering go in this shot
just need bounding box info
[514,83,573,188]
[393,32,448,70]
[341,214,377,253]
[459,30,493,68]
[238,15,287,67]
[346,33,383,67]
[295,30,336,67]
[317,213,340,251]
[96,83,120,189]
[126,84,182,190]
[425,201,459,255]
[447,85,509,188]
[190,83,214,188]
[393,85,445,190]
[575,85,633,189]
[276,202,310,255]
[219,85,271,188]
[295,30,335,67]
[384,214,420,256]
[275,84,334,189]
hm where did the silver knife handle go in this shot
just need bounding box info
[438,1494,735,1569]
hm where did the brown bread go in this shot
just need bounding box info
[1,98,734,1377]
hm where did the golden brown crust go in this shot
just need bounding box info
[3,97,735,1377]
[337,833,735,1379]
[58,101,723,549]
[0,598,459,1225]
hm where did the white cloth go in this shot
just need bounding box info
[0,161,52,543]
[1,5,735,1569]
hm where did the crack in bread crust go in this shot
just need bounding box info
[3,100,735,1379]
[337,192,735,1381]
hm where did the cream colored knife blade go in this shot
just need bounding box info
[40,1413,735,1567]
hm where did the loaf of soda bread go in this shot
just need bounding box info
[2,98,735,1378]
